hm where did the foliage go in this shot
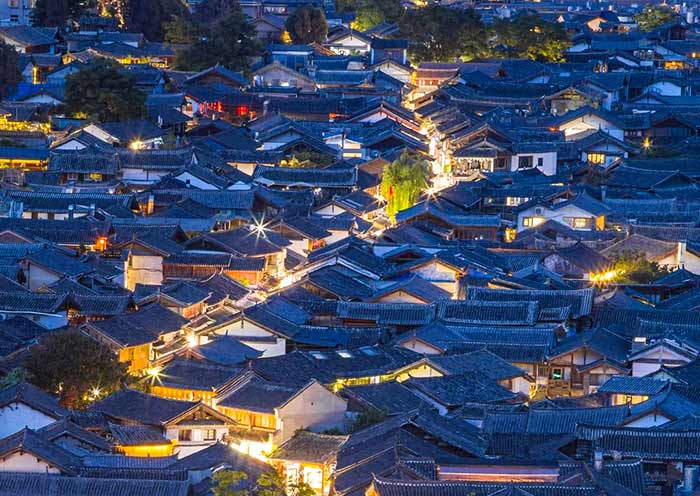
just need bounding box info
[635,5,676,32]
[173,4,260,72]
[65,59,146,122]
[211,470,250,496]
[380,150,429,221]
[611,250,670,284]
[0,368,24,390]
[351,408,386,432]
[256,471,286,496]
[399,6,488,63]
[285,4,328,45]
[351,0,402,31]
[280,151,335,168]
[352,6,384,32]
[164,15,201,44]
[24,330,128,409]
[491,14,570,62]
[31,0,93,26]
[0,41,21,98]
[195,0,238,22]
[98,0,189,41]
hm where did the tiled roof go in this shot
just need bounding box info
[0,473,190,496]
[91,388,198,426]
[270,431,348,463]
[466,287,595,318]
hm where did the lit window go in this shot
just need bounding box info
[337,350,353,358]
[310,351,328,360]
[522,216,545,228]
[202,429,216,441]
[87,173,102,182]
[551,368,563,380]
[588,153,605,164]
[178,429,192,441]
[572,218,590,229]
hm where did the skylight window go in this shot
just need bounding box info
[310,351,329,360]
[337,350,353,358]
[359,346,379,356]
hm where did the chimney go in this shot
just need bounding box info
[146,194,155,216]
[68,204,74,220]
[593,451,603,472]
[678,240,687,268]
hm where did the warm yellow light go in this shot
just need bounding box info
[642,137,652,149]
[130,140,144,150]
[281,31,292,44]
[146,366,163,384]
[186,334,197,348]
[279,275,294,289]
[590,270,619,283]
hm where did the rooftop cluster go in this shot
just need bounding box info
[2,0,700,495]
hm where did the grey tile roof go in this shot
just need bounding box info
[0,473,190,496]
[0,428,80,475]
[597,376,669,396]
[87,304,187,347]
[405,374,517,408]
[168,440,268,475]
[484,405,629,435]
[91,388,198,426]
[466,287,595,318]
[340,381,425,415]
[108,423,168,446]
[217,376,306,413]
[158,357,239,391]
[270,431,348,463]
[189,336,261,366]
[0,381,65,418]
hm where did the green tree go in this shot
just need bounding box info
[173,5,260,72]
[635,5,676,32]
[65,59,146,122]
[352,6,384,31]
[491,14,570,62]
[611,251,670,284]
[164,15,201,44]
[24,330,128,409]
[285,4,328,45]
[256,471,286,496]
[31,0,93,26]
[352,0,402,31]
[211,470,250,496]
[399,6,489,63]
[381,150,429,221]
[0,41,20,98]
[195,0,238,22]
[121,0,190,41]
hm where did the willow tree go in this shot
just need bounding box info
[381,150,429,222]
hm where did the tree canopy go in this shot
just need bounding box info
[351,0,402,31]
[285,4,328,45]
[635,4,676,32]
[491,14,570,62]
[31,0,93,27]
[0,41,21,98]
[172,3,260,72]
[398,6,488,63]
[24,330,128,409]
[65,59,146,122]
[381,150,430,221]
[611,251,670,284]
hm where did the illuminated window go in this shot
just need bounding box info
[87,173,102,182]
[572,218,590,229]
[522,216,544,228]
[588,153,605,164]
[202,429,216,441]
[337,350,353,358]
[550,368,563,380]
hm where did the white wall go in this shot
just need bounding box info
[0,452,60,473]
[0,403,57,438]
[25,264,60,290]
[624,412,671,428]
[276,382,347,443]
[509,152,557,176]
